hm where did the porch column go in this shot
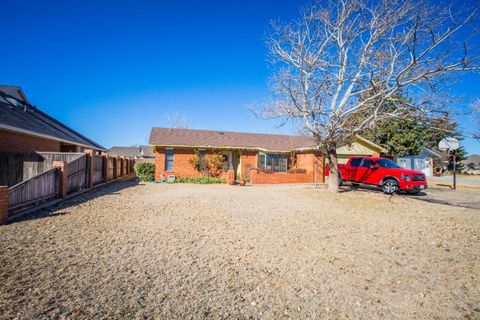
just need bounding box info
[227,170,235,185]
[250,169,258,185]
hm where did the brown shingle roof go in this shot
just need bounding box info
[149,127,317,152]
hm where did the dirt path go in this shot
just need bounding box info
[0,180,479,319]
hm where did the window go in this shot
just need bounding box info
[377,159,401,168]
[361,159,372,167]
[350,158,362,167]
[198,149,207,171]
[165,149,174,171]
[258,153,287,172]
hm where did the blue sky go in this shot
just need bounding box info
[2,0,479,154]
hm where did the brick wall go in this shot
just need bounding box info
[251,170,315,184]
[0,130,61,152]
[154,147,223,180]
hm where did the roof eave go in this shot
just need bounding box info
[150,143,308,153]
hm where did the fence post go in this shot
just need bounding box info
[85,150,94,188]
[114,156,118,179]
[103,155,109,182]
[0,186,8,225]
[117,157,122,177]
[52,161,68,198]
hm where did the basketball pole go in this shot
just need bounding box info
[453,152,456,190]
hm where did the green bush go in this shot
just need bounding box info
[134,162,155,182]
[176,176,226,184]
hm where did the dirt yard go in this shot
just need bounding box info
[0,180,479,319]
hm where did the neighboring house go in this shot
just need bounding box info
[148,127,385,184]
[0,85,105,153]
[462,154,480,175]
[108,145,155,159]
[396,148,441,177]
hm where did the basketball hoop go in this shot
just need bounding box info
[438,137,459,151]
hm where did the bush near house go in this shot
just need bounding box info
[134,162,155,182]
[176,176,226,184]
[189,151,227,177]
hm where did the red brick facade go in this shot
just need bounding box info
[0,130,61,152]
[154,147,204,180]
[153,146,325,185]
[0,129,84,152]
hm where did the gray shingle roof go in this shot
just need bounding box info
[109,146,154,158]
[0,87,106,151]
[0,85,29,104]
[149,127,317,152]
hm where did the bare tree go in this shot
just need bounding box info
[255,0,479,192]
[164,112,190,129]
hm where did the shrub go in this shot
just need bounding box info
[134,162,155,182]
[176,176,226,184]
[188,150,227,177]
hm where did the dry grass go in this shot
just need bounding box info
[0,180,479,319]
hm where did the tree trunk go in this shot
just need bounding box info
[326,146,339,193]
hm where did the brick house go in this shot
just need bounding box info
[0,85,105,153]
[149,127,384,185]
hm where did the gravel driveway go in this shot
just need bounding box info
[0,179,479,319]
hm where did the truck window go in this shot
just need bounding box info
[350,158,362,167]
[377,159,401,168]
[361,159,372,167]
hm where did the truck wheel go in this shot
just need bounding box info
[382,179,399,194]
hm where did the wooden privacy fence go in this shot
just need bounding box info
[107,157,115,180]
[0,153,135,224]
[92,155,104,185]
[8,168,59,211]
[0,152,83,187]
[67,154,88,194]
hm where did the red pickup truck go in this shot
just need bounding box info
[337,156,427,194]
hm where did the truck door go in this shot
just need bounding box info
[355,158,371,182]
[348,157,362,181]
